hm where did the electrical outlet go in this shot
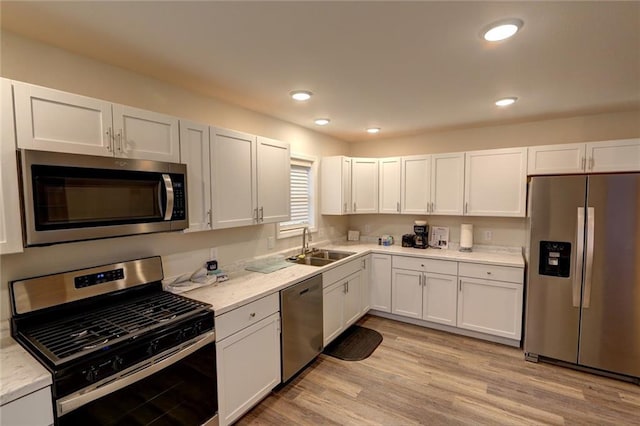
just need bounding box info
[364,224,371,234]
[267,236,275,249]
[484,230,493,241]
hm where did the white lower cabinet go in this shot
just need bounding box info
[369,254,392,312]
[422,273,458,326]
[216,294,281,426]
[457,262,524,340]
[361,255,371,313]
[322,257,366,346]
[391,269,423,318]
[0,386,53,426]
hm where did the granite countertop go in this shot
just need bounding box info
[0,242,523,405]
[185,243,524,316]
[0,325,52,406]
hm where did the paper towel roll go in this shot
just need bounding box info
[460,224,473,251]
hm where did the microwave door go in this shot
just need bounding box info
[161,174,174,220]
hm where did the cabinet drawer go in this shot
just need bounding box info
[323,257,363,288]
[458,262,523,284]
[392,256,457,275]
[216,293,279,340]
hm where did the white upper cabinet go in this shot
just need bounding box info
[210,128,258,229]
[352,157,379,214]
[527,139,640,175]
[257,136,291,224]
[527,143,586,175]
[320,156,352,215]
[588,139,640,173]
[112,104,180,162]
[401,155,431,215]
[210,129,290,229]
[431,152,465,215]
[464,147,527,217]
[378,157,401,214]
[1,78,24,254]
[179,120,211,232]
[14,81,114,156]
[13,81,180,162]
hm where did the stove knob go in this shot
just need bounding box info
[84,367,98,383]
[194,321,203,334]
[175,330,185,343]
[111,356,124,372]
[147,340,159,356]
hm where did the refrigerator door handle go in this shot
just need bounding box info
[573,207,585,307]
[583,207,595,308]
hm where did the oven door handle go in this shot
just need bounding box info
[161,174,174,220]
[57,330,216,417]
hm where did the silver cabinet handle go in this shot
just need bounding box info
[259,206,264,222]
[589,157,594,171]
[464,202,468,214]
[459,279,462,292]
[117,129,124,153]
[581,157,586,170]
[106,128,113,152]
[254,208,259,222]
[397,201,400,213]
[584,207,595,308]
[250,312,256,318]
[344,202,347,213]
[353,202,357,212]
[207,209,212,227]
[343,282,348,293]
[573,207,585,307]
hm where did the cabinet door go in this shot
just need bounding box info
[370,254,392,312]
[179,120,211,232]
[422,272,457,326]
[323,281,345,346]
[527,143,586,175]
[464,147,527,217]
[587,139,640,173]
[257,136,290,224]
[0,386,53,426]
[351,158,378,213]
[13,81,114,156]
[457,277,523,340]
[112,104,180,162]
[210,128,257,229]
[320,156,350,215]
[216,313,281,426]
[391,269,423,319]
[343,271,362,327]
[378,157,401,214]
[0,79,23,254]
[431,152,464,215]
[401,155,431,214]
[360,255,371,313]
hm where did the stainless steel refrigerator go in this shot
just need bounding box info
[525,173,640,381]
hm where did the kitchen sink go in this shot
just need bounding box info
[307,249,356,260]
[287,249,356,267]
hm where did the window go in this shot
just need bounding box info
[277,155,317,238]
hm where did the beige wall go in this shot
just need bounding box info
[0,31,350,321]
[349,110,640,157]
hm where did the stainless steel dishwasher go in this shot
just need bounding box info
[280,274,323,382]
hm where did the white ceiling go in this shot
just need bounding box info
[2,1,639,142]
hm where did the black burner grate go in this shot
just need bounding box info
[23,292,210,363]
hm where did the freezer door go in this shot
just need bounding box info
[578,173,640,378]
[525,175,586,363]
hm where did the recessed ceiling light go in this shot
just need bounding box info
[366,127,381,134]
[314,118,330,126]
[495,97,518,107]
[290,90,312,101]
[483,19,523,42]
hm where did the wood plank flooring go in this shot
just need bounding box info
[237,315,640,425]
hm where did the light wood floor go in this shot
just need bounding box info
[237,315,640,425]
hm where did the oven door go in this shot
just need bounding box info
[20,149,187,246]
[57,332,217,426]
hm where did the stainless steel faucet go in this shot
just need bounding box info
[301,226,312,255]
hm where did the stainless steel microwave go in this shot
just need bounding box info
[19,150,188,246]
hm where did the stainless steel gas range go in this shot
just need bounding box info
[9,256,218,425]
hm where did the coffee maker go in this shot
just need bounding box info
[413,224,429,249]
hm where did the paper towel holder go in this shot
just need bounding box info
[460,223,473,252]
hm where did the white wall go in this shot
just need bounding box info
[0,31,350,321]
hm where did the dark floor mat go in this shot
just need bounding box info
[323,325,383,361]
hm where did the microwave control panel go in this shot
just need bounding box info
[539,241,571,278]
[171,177,186,220]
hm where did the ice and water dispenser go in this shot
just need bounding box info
[538,241,572,278]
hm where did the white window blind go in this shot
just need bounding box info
[281,160,312,228]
